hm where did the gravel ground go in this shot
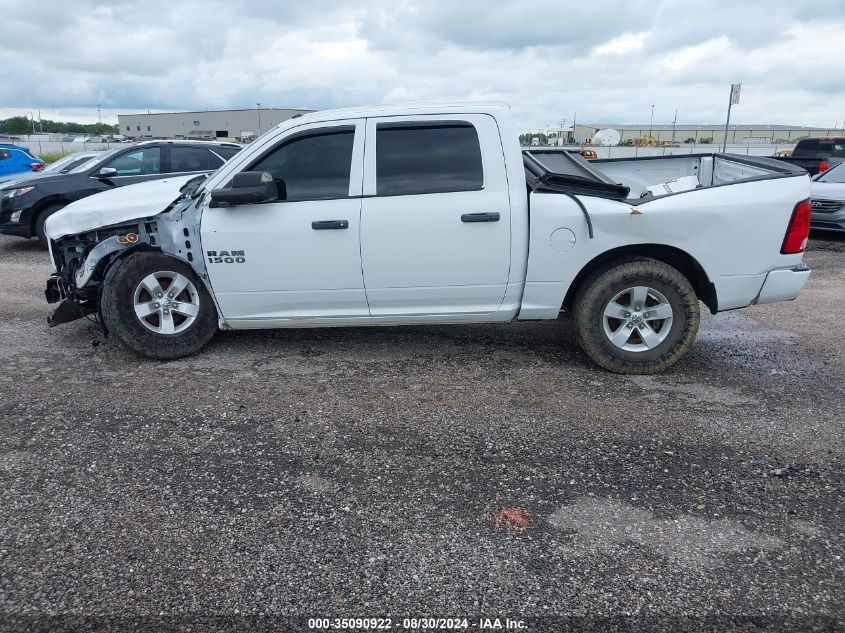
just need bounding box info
[0,233,843,631]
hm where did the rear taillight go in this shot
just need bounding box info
[818,160,831,173]
[781,198,812,254]
[31,162,45,172]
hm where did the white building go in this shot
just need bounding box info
[118,107,314,141]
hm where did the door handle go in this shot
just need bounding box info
[461,212,500,223]
[311,220,349,230]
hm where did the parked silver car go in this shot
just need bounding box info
[809,162,845,232]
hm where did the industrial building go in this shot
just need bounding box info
[117,107,314,141]
[565,123,843,145]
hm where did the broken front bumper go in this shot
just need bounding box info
[45,274,87,327]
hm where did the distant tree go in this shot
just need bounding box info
[0,116,118,135]
[0,116,32,134]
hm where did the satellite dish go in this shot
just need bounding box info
[593,128,621,146]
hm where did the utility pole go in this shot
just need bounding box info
[722,83,741,152]
[256,103,262,135]
[572,112,577,143]
[97,104,102,124]
[559,118,566,146]
[671,109,678,143]
[649,104,655,138]
[30,112,35,134]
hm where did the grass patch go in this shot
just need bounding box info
[38,151,70,164]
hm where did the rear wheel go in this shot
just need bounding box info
[34,203,66,248]
[572,258,700,374]
[101,252,217,359]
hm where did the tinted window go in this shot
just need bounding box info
[794,138,845,157]
[250,129,354,202]
[105,148,161,176]
[0,150,9,160]
[170,146,218,172]
[214,146,241,160]
[376,123,483,196]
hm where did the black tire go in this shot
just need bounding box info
[572,257,700,374]
[101,252,218,360]
[34,203,66,248]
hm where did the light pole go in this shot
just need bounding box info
[649,104,655,139]
[256,102,262,135]
[671,109,677,144]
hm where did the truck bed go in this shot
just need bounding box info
[524,150,807,201]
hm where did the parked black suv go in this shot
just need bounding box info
[0,140,241,246]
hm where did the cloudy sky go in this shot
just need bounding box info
[1,0,843,130]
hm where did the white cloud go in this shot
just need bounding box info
[0,0,842,129]
[594,32,649,56]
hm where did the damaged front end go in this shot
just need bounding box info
[46,221,159,327]
[44,173,210,329]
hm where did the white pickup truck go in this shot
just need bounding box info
[44,103,812,374]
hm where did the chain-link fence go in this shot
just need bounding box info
[4,139,123,156]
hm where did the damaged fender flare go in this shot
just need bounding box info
[74,235,137,288]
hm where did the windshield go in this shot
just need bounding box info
[68,147,124,173]
[44,153,100,174]
[815,162,845,183]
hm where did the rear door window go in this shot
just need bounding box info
[169,146,218,172]
[375,122,483,196]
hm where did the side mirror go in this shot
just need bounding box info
[97,167,118,178]
[209,171,281,207]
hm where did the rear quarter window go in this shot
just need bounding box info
[794,138,845,157]
[214,146,241,160]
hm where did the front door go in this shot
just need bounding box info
[359,115,513,316]
[201,120,368,322]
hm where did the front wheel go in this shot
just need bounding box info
[572,258,700,374]
[101,252,218,360]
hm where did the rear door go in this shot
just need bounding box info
[359,114,512,316]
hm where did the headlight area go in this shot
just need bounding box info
[0,186,35,200]
[46,234,101,326]
[47,223,151,327]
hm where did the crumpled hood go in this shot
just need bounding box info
[45,174,198,240]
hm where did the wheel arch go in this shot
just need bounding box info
[28,196,74,232]
[562,244,718,314]
[97,245,223,331]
